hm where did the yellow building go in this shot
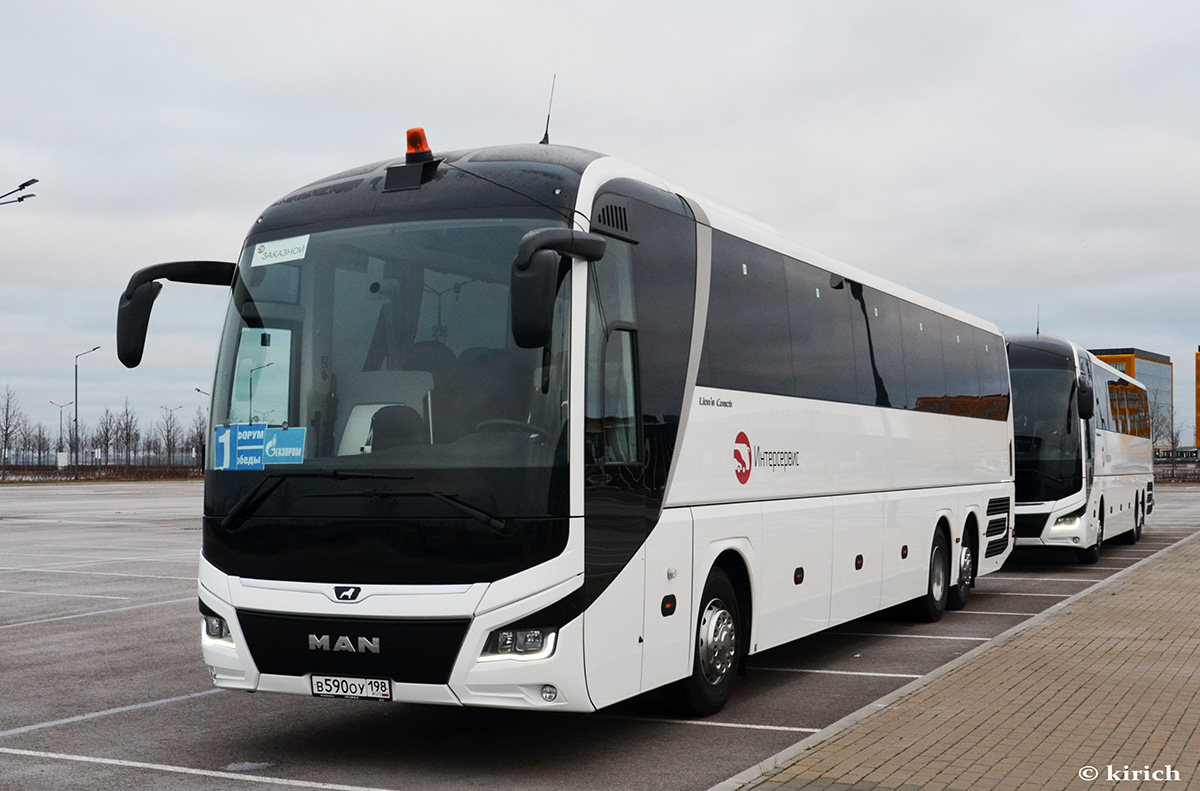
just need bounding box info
[1091,347,1173,448]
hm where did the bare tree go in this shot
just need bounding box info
[0,385,24,481]
[33,423,50,466]
[118,398,141,465]
[1150,396,1174,450]
[93,408,118,465]
[141,432,162,465]
[158,407,183,465]
[17,416,34,466]
[187,407,208,467]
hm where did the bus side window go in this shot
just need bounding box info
[586,256,640,465]
[600,329,639,464]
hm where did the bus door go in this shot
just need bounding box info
[1080,356,1096,491]
[581,253,648,704]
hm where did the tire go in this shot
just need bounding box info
[1077,518,1103,564]
[947,538,974,611]
[909,530,949,622]
[1119,493,1143,545]
[666,567,741,717]
[1134,493,1144,542]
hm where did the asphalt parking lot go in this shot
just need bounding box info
[2,482,1196,791]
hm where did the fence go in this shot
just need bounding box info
[0,465,203,483]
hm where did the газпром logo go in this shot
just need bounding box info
[734,432,752,484]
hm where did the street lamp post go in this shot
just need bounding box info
[74,346,100,480]
[50,400,73,465]
[0,178,37,207]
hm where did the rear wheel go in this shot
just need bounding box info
[1118,493,1143,545]
[666,567,741,717]
[947,539,974,611]
[909,530,949,622]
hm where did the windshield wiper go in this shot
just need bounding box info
[304,488,510,535]
[219,470,414,533]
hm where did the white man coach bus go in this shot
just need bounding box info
[118,128,1014,716]
[1007,333,1152,564]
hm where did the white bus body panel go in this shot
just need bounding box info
[665,386,1012,658]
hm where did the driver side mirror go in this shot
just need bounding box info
[510,228,607,348]
[1077,378,1095,421]
[117,260,236,368]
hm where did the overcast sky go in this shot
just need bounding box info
[2,1,1198,448]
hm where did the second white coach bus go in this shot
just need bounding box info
[1007,334,1153,563]
[118,130,1014,715]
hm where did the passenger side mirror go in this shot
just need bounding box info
[117,260,236,367]
[511,229,607,348]
[1077,378,1095,421]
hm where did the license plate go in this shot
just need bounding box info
[311,675,392,700]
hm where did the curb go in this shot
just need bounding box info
[708,525,1200,791]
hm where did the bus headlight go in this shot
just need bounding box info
[478,626,558,662]
[1050,507,1086,531]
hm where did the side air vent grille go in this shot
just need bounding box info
[987,497,1011,517]
[595,203,629,234]
[985,532,1010,558]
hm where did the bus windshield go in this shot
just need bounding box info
[209,215,571,506]
[1010,367,1083,503]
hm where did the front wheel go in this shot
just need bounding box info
[665,568,741,717]
[1077,520,1103,564]
[909,531,949,622]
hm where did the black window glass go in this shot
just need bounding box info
[786,260,857,402]
[942,322,980,401]
[699,232,793,395]
[902,304,948,411]
[848,283,906,408]
[977,331,1011,420]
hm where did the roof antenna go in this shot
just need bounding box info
[1036,303,1040,336]
[539,74,556,145]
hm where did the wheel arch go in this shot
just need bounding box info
[711,548,753,661]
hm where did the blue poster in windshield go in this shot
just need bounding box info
[214,424,306,470]
[263,427,307,465]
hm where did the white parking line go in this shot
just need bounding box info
[755,667,922,679]
[836,632,990,642]
[22,554,199,570]
[0,598,193,629]
[986,592,1070,598]
[0,747,398,790]
[983,576,1104,583]
[0,690,221,737]
[0,589,127,601]
[610,716,818,733]
[947,610,1037,617]
[0,566,194,582]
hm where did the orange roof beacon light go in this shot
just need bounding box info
[385,128,442,192]
[406,128,434,163]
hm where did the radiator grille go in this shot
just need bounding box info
[238,610,470,685]
[1014,514,1048,538]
